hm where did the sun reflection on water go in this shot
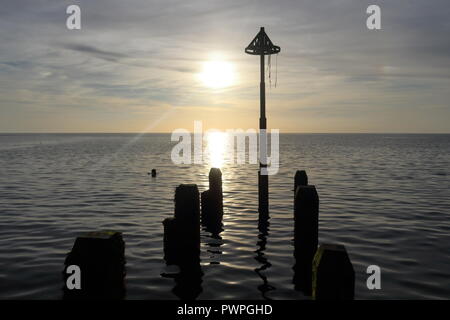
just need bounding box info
[206,131,227,168]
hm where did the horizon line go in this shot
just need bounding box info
[1,131,449,135]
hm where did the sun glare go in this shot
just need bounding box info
[206,131,227,168]
[199,60,235,89]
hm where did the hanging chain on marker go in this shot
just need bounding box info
[275,53,278,88]
[245,27,280,90]
[266,52,278,89]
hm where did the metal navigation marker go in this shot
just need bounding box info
[245,27,280,55]
[245,27,280,216]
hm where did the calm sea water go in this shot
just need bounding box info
[0,133,449,299]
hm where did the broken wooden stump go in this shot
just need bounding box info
[294,170,308,191]
[293,181,319,295]
[312,243,355,300]
[63,231,126,299]
[163,184,201,267]
[162,184,203,297]
[294,185,319,251]
[208,168,223,193]
[201,168,223,232]
[174,184,200,227]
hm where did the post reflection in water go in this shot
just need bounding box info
[162,260,203,300]
[161,220,204,300]
[161,212,204,299]
[203,132,225,264]
[204,228,224,266]
[172,261,203,300]
[202,201,224,262]
[254,216,276,299]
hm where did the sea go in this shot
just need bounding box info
[0,133,449,299]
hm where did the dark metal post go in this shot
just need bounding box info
[245,27,280,217]
[259,42,268,215]
[260,49,266,129]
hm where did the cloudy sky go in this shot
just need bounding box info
[0,0,449,133]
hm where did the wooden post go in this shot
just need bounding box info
[294,185,319,261]
[209,168,223,194]
[163,184,203,298]
[294,185,319,250]
[174,184,200,228]
[312,243,355,300]
[294,170,308,190]
[293,183,319,295]
[63,231,126,299]
[201,168,223,232]
[163,184,200,266]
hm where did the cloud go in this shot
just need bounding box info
[0,0,449,132]
[61,43,128,62]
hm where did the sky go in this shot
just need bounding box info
[0,0,449,133]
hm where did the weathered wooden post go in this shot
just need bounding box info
[208,168,223,193]
[201,168,223,232]
[163,184,203,299]
[294,170,308,191]
[174,184,200,228]
[163,184,201,266]
[312,243,355,300]
[245,27,280,216]
[293,176,319,295]
[63,231,126,299]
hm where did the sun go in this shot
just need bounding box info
[199,60,236,89]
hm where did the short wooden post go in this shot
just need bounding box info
[63,231,126,299]
[209,168,223,195]
[312,243,355,300]
[163,184,200,266]
[174,184,200,229]
[163,185,203,298]
[293,183,319,295]
[201,168,223,231]
[294,185,319,250]
[294,170,308,190]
